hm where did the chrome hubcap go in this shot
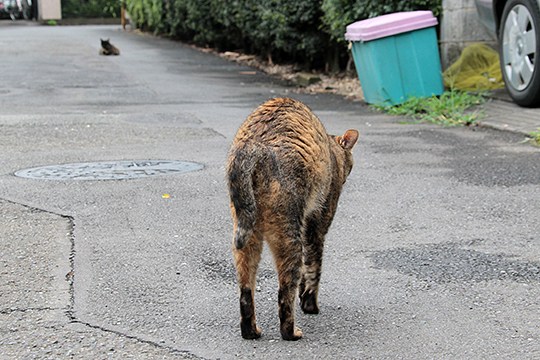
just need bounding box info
[502,4,537,91]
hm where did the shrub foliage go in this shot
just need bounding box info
[126,0,441,70]
[62,0,120,18]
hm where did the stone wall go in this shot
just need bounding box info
[440,0,496,68]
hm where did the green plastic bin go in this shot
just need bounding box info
[345,11,444,105]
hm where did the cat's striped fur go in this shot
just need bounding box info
[227,98,358,340]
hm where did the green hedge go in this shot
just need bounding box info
[321,0,441,43]
[62,0,120,18]
[127,0,441,70]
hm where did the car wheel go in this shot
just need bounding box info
[499,0,540,107]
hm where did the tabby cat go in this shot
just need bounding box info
[99,38,120,56]
[226,97,359,340]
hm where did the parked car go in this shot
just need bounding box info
[0,0,9,19]
[0,0,32,20]
[475,0,540,107]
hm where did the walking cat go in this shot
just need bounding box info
[226,98,359,340]
[99,38,120,56]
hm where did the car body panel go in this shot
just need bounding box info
[475,0,498,33]
[475,0,540,36]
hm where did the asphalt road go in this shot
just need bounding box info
[1,24,540,359]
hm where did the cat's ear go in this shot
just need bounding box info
[336,129,359,150]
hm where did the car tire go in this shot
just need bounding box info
[499,0,540,107]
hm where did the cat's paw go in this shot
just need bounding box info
[281,327,303,341]
[300,291,319,314]
[241,325,262,340]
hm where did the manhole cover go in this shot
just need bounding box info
[14,160,204,180]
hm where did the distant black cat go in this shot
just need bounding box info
[99,38,120,56]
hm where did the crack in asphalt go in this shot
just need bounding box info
[69,320,207,359]
[1,196,205,359]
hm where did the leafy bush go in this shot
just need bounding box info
[125,0,442,71]
[238,1,328,67]
[62,0,120,18]
[127,0,163,31]
[321,0,442,44]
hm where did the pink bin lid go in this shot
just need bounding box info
[345,11,438,42]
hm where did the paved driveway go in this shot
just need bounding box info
[0,24,539,359]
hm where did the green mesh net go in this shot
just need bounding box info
[443,43,505,91]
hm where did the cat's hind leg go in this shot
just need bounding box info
[233,233,263,339]
[299,217,325,314]
[268,230,303,341]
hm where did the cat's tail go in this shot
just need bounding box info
[227,143,258,250]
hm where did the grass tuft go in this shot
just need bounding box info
[373,90,485,127]
[529,129,540,146]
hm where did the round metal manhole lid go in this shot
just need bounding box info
[14,160,204,180]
